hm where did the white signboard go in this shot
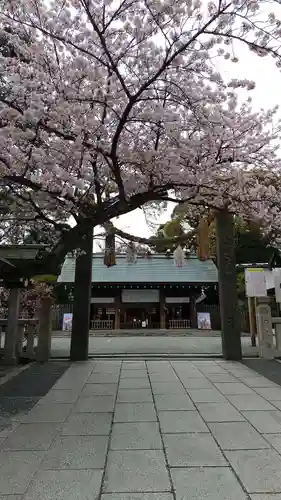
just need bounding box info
[197,312,211,330]
[62,313,73,331]
[165,297,190,304]
[122,289,159,303]
[273,268,281,303]
[90,297,115,304]
[245,268,267,298]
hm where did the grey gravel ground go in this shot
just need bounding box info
[51,335,258,358]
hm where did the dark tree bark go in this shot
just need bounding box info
[70,225,93,361]
[216,210,242,360]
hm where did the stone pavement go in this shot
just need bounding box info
[2,360,281,498]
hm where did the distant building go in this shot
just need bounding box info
[58,253,218,330]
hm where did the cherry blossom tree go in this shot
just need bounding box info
[0,0,281,279]
[2,0,281,360]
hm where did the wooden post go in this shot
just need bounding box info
[216,210,242,360]
[70,226,93,361]
[115,292,121,330]
[248,296,257,347]
[3,287,21,364]
[160,289,166,329]
[190,296,197,328]
[36,297,53,362]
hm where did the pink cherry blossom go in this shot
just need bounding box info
[0,0,281,270]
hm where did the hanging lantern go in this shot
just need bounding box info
[104,231,116,267]
[197,217,210,261]
[173,245,185,267]
[126,242,137,264]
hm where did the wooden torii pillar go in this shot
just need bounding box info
[216,211,242,360]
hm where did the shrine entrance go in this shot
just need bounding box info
[121,304,160,329]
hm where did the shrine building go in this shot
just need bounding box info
[58,253,218,330]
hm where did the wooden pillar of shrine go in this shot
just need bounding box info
[216,210,242,360]
[190,295,197,329]
[70,226,93,361]
[115,291,121,330]
[160,289,166,329]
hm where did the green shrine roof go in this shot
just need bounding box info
[58,253,218,284]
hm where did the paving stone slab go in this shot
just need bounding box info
[250,496,281,500]
[172,368,205,378]
[158,410,208,433]
[179,378,213,389]
[101,495,173,500]
[117,389,153,403]
[81,384,118,396]
[146,362,172,372]
[22,469,103,500]
[0,450,45,494]
[151,382,186,395]
[271,401,281,410]
[72,396,115,413]
[208,422,270,450]
[88,374,119,384]
[242,378,279,388]
[204,374,240,383]
[173,370,205,380]
[214,383,255,395]
[17,403,73,423]
[163,433,226,466]
[187,389,227,403]
[94,362,121,373]
[120,370,148,379]
[61,412,112,435]
[264,434,281,453]
[41,390,79,404]
[149,372,179,383]
[52,378,86,391]
[114,403,157,422]
[242,410,281,433]
[226,395,276,411]
[122,362,147,370]
[119,378,150,389]
[171,467,248,500]
[103,450,170,493]
[253,387,281,401]
[0,496,23,500]
[196,402,245,422]
[0,423,61,450]
[41,435,108,469]
[110,422,162,450]
[197,366,228,375]
[225,449,281,493]
[154,394,195,411]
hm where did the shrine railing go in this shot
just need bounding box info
[169,319,191,329]
[90,320,114,330]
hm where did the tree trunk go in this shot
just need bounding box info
[216,211,242,360]
[70,226,93,361]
